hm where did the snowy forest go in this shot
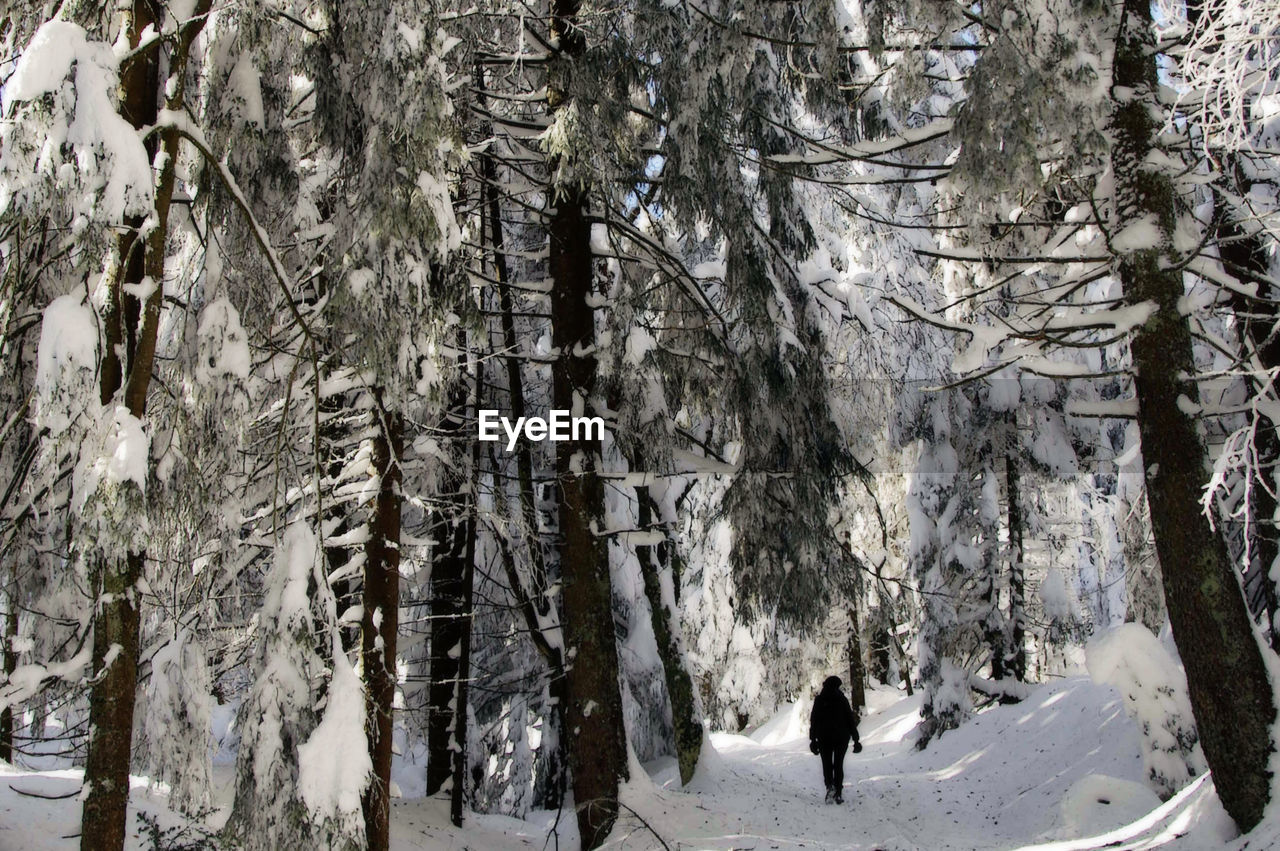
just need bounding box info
[0,0,1279,849]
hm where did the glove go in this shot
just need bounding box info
[809,739,820,755]
[853,741,863,754]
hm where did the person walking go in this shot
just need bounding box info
[808,675,862,804]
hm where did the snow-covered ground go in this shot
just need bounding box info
[0,677,1252,849]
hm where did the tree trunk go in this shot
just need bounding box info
[361,399,401,851]
[552,185,625,848]
[1,580,16,762]
[547,2,627,847]
[1113,0,1275,830]
[846,605,866,716]
[82,5,208,849]
[450,360,484,828]
[1004,450,1026,682]
[81,553,142,851]
[635,484,702,785]
[425,268,476,796]
[869,627,891,686]
[425,373,470,799]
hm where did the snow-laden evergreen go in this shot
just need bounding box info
[1,0,1280,849]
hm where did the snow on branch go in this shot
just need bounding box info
[145,109,315,346]
[2,21,154,222]
[1170,0,1280,154]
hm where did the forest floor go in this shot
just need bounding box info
[0,678,1264,850]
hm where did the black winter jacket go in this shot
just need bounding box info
[808,679,860,747]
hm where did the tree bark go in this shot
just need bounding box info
[1113,0,1275,830]
[551,186,625,849]
[1,574,17,762]
[361,399,401,851]
[81,553,142,851]
[1004,449,1026,682]
[547,1,628,846]
[477,75,549,591]
[450,360,484,828]
[635,484,702,785]
[425,370,470,799]
[846,605,867,716]
[81,5,208,849]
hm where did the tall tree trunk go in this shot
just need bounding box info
[81,5,208,849]
[361,398,401,851]
[1004,449,1026,682]
[551,181,625,848]
[1113,0,1275,830]
[425,370,470,799]
[450,359,484,828]
[982,564,1005,682]
[547,1,627,846]
[635,484,703,785]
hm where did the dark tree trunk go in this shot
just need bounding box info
[1113,0,1275,830]
[81,553,142,851]
[982,572,1005,682]
[846,606,866,716]
[82,5,208,849]
[547,1,627,846]
[1004,450,1026,682]
[871,562,911,696]
[450,361,484,828]
[635,485,703,785]
[869,627,891,686]
[361,400,401,851]
[1,578,16,761]
[550,182,627,849]
[425,370,470,799]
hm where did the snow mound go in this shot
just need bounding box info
[750,698,811,745]
[1059,773,1161,837]
[1086,623,1205,799]
[686,731,727,789]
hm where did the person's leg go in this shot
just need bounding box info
[832,741,848,802]
[820,746,835,790]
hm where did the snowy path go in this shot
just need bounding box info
[0,678,1242,850]
[388,677,1235,850]
[604,679,1157,850]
